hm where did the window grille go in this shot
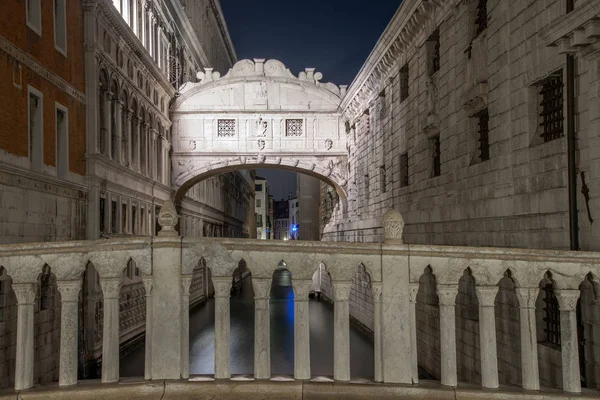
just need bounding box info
[539,75,564,142]
[217,119,236,137]
[477,108,490,161]
[432,136,441,177]
[285,119,303,137]
[400,153,409,187]
[543,283,561,346]
[475,0,488,36]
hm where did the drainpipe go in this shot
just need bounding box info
[566,0,579,250]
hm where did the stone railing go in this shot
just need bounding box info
[0,205,598,397]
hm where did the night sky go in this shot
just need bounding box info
[220,0,400,199]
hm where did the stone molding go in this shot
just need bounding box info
[475,286,499,307]
[213,277,232,298]
[100,277,122,299]
[252,278,271,300]
[57,281,83,302]
[12,283,37,305]
[437,284,458,306]
[515,287,539,309]
[292,280,312,300]
[555,289,581,311]
[0,35,86,104]
[382,208,405,243]
[333,281,352,301]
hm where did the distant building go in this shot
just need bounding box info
[288,196,299,240]
[273,200,290,240]
[255,177,270,239]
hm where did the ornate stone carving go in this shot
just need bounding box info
[382,208,405,242]
[189,140,196,150]
[333,281,352,301]
[515,287,539,309]
[257,139,266,150]
[292,280,313,300]
[437,284,459,306]
[325,138,333,150]
[100,277,122,300]
[213,277,232,298]
[372,282,383,301]
[475,286,499,307]
[57,281,82,302]
[556,289,581,311]
[253,278,271,300]
[256,117,268,136]
[157,200,179,235]
[13,283,37,305]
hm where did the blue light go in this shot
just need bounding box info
[291,224,298,232]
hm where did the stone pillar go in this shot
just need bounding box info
[100,277,122,383]
[57,280,82,386]
[556,289,581,393]
[114,100,123,164]
[115,195,122,234]
[104,91,112,158]
[293,280,312,380]
[213,277,232,379]
[180,275,192,379]
[143,278,153,380]
[127,198,133,234]
[408,282,419,384]
[475,286,499,389]
[152,130,158,180]
[125,109,132,167]
[437,284,458,387]
[515,287,540,391]
[253,278,271,379]
[143,123,149,176]
[333,281,351,381]
[133,117,140,172]
[373,282,384,383]
[13,283,36,391]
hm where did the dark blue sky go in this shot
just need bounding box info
[220,0,400,199]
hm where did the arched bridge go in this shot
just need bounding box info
[170,58,349,203]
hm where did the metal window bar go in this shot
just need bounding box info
[539,75,564,142]
[478,109,490,161]
[433,136,441,177]
[475,0,488,36]
[543,283,561,346]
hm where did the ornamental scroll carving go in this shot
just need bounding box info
[382,208,405,242]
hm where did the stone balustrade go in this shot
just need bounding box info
[0,208,598,397]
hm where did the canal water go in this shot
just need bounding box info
[120,272,374,379]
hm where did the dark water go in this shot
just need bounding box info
[120,275,374,379]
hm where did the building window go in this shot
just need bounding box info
[539,74,564,142]
[399,63,409,103]
[122,203,127,233]
[285,119,303,137]
[100,197,106,233]
[379,166,387,194]
[427,29,440,76]
[475,0,488,37]
[255,184,263,192]
[543,283,561,346]
[132,205,137,234]
[55,104,68,178]
[432,135,441,177]
[217,119,236,137]
[39,265,52,311]
[256,199,261,208]
[54,0,67,55]
[476,108,490,161]
[111,200,117,233]
[400,153,409,187]
[28,87,43,171]
[256,214,263,228]
[26,0,42,35]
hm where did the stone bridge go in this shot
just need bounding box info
[170,59,349,203]
[0,207,599,399]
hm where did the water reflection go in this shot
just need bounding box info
[120,272,374,379]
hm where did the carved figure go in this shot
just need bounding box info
[257,139,266,150]
[325,139,333,150]
[189,140,196,150]
[256,117,268,136]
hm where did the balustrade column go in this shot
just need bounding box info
[475,286,499,389]
[408,282,419,384]
[293,280,312,380]
[213,277,232,379]
[57,280,82,386]
[437,284,458,387]
[180,275,192,379]
[114,100,123,163]
[556,289,581,393]
[143,278,153,380]
[103,91,113,158]
[333,281,351,381]
[515,287,540,390]
[13,283,36,391]
[100,277,122,383]
[253,278,271,379]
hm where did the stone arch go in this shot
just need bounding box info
[534,271,561,389]
[415,265,440,380]
[456,267,480,384]
[269,260,294,376]
[231,259,253,298]
[79,262,102,379]
[0,266,17,389]
[494,269,521,386]
[349,263,375,379]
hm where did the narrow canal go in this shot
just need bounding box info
[120,270,374,379]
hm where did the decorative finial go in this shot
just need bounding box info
[382,208,404,243]
[158,200,179,236]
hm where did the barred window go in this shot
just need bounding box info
[217,119,236,137]
[285,119,303,137]
[539,75,564,142]
[400,153,409,187]
[543,283,561,346]
[432,135,441,177]
[475,0,488,36]
[428,30,440,75]
[477,108,490,161]
[399,63,409,103]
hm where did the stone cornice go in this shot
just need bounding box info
[0,35,86,104]
[94,0,176,98]
[340,0,448,122]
